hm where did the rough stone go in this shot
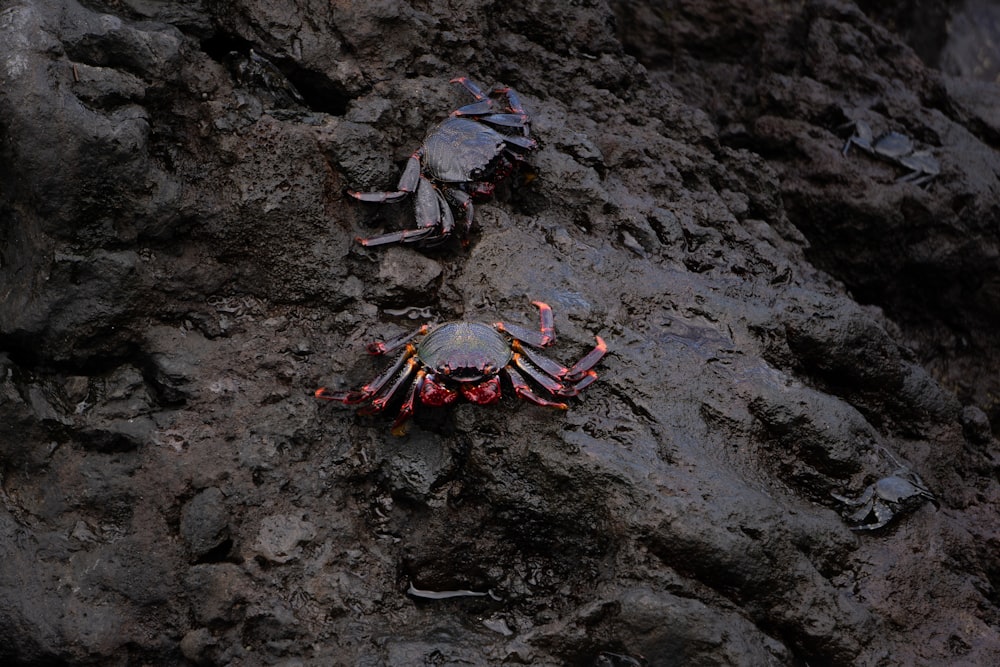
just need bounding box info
[180,487,231,560]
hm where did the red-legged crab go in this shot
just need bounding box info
[832,469,937,531]
[315,301,606,434]
[348,77,537,247]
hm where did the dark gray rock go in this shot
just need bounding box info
[184,563,249,625]
[180,487,231,560]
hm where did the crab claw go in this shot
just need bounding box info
[315,387,368,404]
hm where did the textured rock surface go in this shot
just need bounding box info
[1,0,998,664]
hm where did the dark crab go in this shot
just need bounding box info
[832,469,938,531]
[316,301,606,434]
[348,77,537,247]
[842,120,940,186]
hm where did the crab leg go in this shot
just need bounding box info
[511,353,566,395]
[359,356,420,415]
[390,369,427,436]
[564,336,607,381]
[477,113,530,128]
[451,76,489,101]
[316,344,417,404]
[555,370,598,396]
[493,86,527,114]
[492,85,531,137]
[358,226,439,247]
[513,334,605,384]
[504,367,568,409]
[367,325,429,356]
[452,99,496,116]
[495,301,555,348]
[451,79,531,135]
[512,340,568,378]
[433,185,456,237]
[832,487,876,507]
[898,171,934,187]
[414,176,445,228]
[445,189,474,234]
[503,135,537,151]
[349,152,422,203]
[358,178,453,247]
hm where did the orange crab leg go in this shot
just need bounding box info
[316,344,417,404]
[348,152,421,203]
[367,325,429,356]
[495,300,555,348]
[564,336,607,381]
[358,356,420,416]
[555,370,598,397]
[390,369,426,436]
[512,340,567,378]
[511,352,565,394]
[505,367,567,409]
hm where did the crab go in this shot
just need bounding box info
[832,469,937,531]
[348,77,537,247]
[315,301,606,434]
[842,120,940,186]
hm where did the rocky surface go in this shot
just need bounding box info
[1,0,998,665]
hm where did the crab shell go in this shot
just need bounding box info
[422,118,509,184]
[415,322,514,406]
[833,472,937,530]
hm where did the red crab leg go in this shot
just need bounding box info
[503,135,537,150]
[367,325,429,356]
[477,113,530,128]
[358,226,439,247]
[349,152,422,203]
[358,177,452,248]
[316,344,417,404]
[495,301,555,348]
[359,356,420,416]
[493,85,527,114]
[315,386,368,403]
[504,367,568,409]
[564,336,607,381]
[446,189,474,234]
[452,99,496,116]
[555,370,598,397]
[390,370,427,436]
[451,76,489,101]
[511,352,565,395]
[512,340,568,378]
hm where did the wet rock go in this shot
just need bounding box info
[70,536,176,607]
[960,404,994,446]
[144,326,215,403]
[179,627,217,666]
[180,487,231,561]
[366,246,444,306]
[77,415,155,453]
[380,428,454,501]
[184,563,250,625]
